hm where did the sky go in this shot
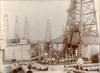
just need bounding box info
[0,0,100,41]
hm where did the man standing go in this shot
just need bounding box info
[76,57,83,70]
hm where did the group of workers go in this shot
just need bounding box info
[39,58,78,65]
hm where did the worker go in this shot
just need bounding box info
[76,57,83,70]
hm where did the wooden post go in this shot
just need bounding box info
[0,50,3,64]
[98,38,100,71]
[88,45,91,61]
[0,49,4,65]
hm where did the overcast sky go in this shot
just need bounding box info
[0,0,100,41]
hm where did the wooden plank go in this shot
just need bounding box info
[73,70,86,73]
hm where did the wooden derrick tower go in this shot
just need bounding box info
[1,14,9,48]
[11,16,20,44]
[44,20,52,58]
[63,0,98,58]
[23,16,30,43]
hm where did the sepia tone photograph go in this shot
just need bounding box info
[0,0,100,73]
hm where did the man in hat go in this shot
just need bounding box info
[76,57,83,70]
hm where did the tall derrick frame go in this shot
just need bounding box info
[63,0,98,58]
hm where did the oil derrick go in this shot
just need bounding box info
[0,14,9,48]
[13,16,20,43]
[63,0,98,58]
[44,20,52,58]
[23,16,30,43]
[0,14,8,64]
